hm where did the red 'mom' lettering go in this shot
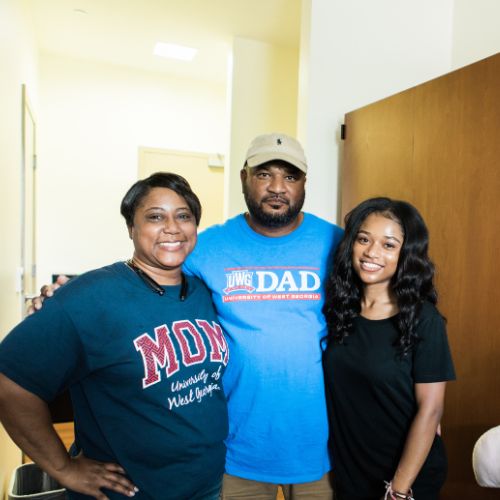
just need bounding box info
[171,320,207,366]
[196,320,229,365]
[134,324,180,388]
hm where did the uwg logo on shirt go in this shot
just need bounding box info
[134,319,228,389]
[222,266,321,303]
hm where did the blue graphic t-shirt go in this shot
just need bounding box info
[184,213,344,483]
[0,263,229,500]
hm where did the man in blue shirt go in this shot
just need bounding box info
[184,133,343,499]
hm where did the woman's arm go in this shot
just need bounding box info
[0,374,137,500]
[390,381,447,496]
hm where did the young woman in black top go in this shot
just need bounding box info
[323,198,455,500]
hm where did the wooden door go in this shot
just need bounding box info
[342,53,500,498]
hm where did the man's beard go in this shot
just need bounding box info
[243,187,305,229]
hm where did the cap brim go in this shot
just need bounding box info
[246,152,307,173]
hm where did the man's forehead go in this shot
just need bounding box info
[251,161,304,176]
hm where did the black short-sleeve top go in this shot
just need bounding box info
[323,302,456,499]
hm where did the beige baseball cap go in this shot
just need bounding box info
[244,133,308,174]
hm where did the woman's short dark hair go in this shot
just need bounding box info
[120,172,202,226]
[323,197,438,355]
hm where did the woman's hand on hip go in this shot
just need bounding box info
[54,451,138,500]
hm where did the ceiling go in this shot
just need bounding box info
[28,0,302,84]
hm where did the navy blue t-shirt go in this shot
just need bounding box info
[0,263,229,500]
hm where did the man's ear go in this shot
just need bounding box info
[240,168,248,191]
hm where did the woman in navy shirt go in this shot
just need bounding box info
[0,173,229,500]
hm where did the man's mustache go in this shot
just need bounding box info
[262,195,289,205]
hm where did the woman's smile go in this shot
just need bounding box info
[157,240,185,249]
[352,213,403,288]
[358,260,384,272]
[129,187,197,284]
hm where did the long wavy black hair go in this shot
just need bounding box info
[323,197,437,355]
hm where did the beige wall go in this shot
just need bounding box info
[226,37,299,217]
[0,0,38,494]
[27,1,500,289]
[37,53,227,285]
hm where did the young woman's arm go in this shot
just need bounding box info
[0,374,137,500]
[390,381,447,496]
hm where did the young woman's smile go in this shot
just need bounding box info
[352,212,404,289]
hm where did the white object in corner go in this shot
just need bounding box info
[208,153,224,168]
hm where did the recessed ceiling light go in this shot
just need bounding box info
[153,42,198,62]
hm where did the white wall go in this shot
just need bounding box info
[36,2,500,283]
[37,54,227,285]
[451,0,500,68]
[226,38,299,217]
[298,0,454,223]
[0,0,38,491]
[0,1,39,327]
